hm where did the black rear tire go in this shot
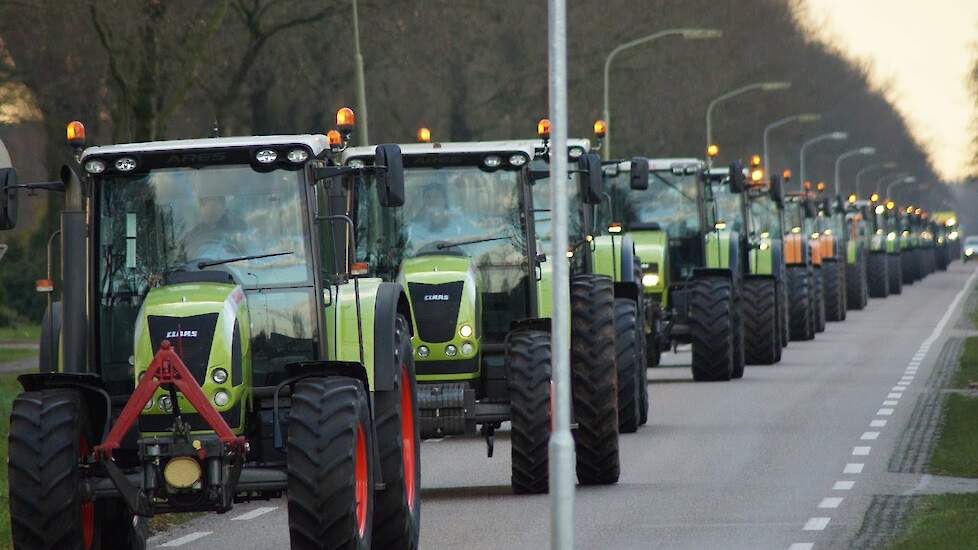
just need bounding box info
[97,499,147,550]
[743,278,779,365]
[823,260,845,322]
[778,278,789,348]
[731,295,746,379]
[787,266,814,341]
[508,330,552,494]
[867,252,889,298]
[689,276,734,381]
[570,274,620,485]
[287,377,375,550]
[372,315,420,550]
[901,250,915,285]
[614,299,642,433]
[888,254,903,295]
[9,389,100,550]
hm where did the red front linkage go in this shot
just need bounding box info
[95,340,246,458]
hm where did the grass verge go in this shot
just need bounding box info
[929,393,978,478]
[888,493,978,549]
[0,349,36,364]
[0,325,39,343]
[952,336,978,389]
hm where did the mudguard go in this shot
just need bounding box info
[592,234,639,301]
[705,230,739,275]
[371,281,410,392]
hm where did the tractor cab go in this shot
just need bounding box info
[0,117,423,549]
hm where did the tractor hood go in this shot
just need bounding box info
[628,229,667,295]
[399,255,480,350]
[133,280,250,433]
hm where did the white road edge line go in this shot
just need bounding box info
[787,544,815,550]
[159,531,213,547]
[921,268,978,348]
[803,517,831,531]
[231,506,278,521]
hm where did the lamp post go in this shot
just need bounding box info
[352,0,369,145]
[762,113,820,175]
[705,81,791,158]
[799,131,847,189]
[855,162,897,197]
[601,28,722,159]
[885,175,917,200]
[833,146,876,195]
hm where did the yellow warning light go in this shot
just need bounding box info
[782,169,792,181]
[707,144,719,158]
[886,200,895,210]
[537,118,551,139]
[593,119,607,138]
[803,180,812,191]
[870,193,879,202]
[848,194,857,203]
[750,154,762,168]
[750,168,764,184]
[326,130,343,147]
[336,107,355,132]
[416,127,431,143]
[67,121,86,147]
[914,207,922,215]
[816,181,826,192]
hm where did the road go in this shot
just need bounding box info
[149,262,977,549]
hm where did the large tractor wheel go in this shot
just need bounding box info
[823,260,845,322]
[10,389,102,550]
[614,298,644,434]
[743,278,779,365]
[901,250,915,285]
[867,252,889,298]
[288,377,375,550]
[570,274,620,486]
[845,254,868,311]
[887,254,903,295]
[778,279,790,348]
[731,296,746,379]
[97,499,147,550]
[813,267,826,333]
[372,315,420,550]
[787,266,814,341]
[507,330,552,494]
[689,275,734,381]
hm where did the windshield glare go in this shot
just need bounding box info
[603,170,700,238]
[98,165,311,292]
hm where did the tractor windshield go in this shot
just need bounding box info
[708,182,745,233]
[748,195,781,237]
[530,161,585,247]
[95,165,315,393]
[603,170,700,239]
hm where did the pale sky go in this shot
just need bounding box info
[799,0,978,180]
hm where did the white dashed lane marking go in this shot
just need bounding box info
[788,544,814,550]
[832,480,855,490]
[877,408,895,415]
[853,447,871,456]
[861,431,880,440]
[887,393,903,399]
[817,497,843,509]
[803,517,831,531]
[231,506,278,521]
[160,532,212,547]
[870,419,887,428]
[843,463,864,474]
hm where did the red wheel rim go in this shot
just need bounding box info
[399,364,417,511]
[354,423,369,537]
[79,436,95,550]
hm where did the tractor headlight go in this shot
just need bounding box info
[950,231,959,240]
[887,232,897,241]
[159,395,173,412]
[568,146,585,159]
[114,157,137,172]
[255,149,278,164]
[459,324,473,338]
[461,343,475,356]
[211,368,228,384]
[508,154,528,167]
[214,391,230,407]
[287,149,309,163]
[642,273,659,287]
[445,345,458,357]
[483,155,502,169]
[759,241,770,250]
[84,159,106,174]
[143,398,154,411]
[966,248,975,256]
[348,159,366,169]
[417,345,430,358]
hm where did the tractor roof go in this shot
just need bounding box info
[611,158,703,172]
[343,140,539,161]
[81,134,330,160]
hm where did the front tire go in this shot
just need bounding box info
[570,274,620,486]
[372,315,420,550]
[743,277,779,365]
[888,254,903,295]
[689,276,734,381]
[822,260,845,322]
[787,266,814,341]
[508,330,552,494]
[614,298,643,433]
[287,377,375,550]
[813,267,826,333]
[867,252,890,298]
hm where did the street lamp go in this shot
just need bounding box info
[874,172,907,196]
[885,175,917,200]
[705,80,792,157]
[762,113,820,175]
[799,131,847,189]
[833,146,876,195]
[855,162,897,197]
[602,28,722,159]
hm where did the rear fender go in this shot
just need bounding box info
[372,282,410,392]
[591,234,636,284]
[17,372,112,440]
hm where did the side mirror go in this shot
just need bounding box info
[0,167,18,230]
[629,157,649,190]
[769,175,784,206]
[728,161,746,194]
[374,144,404,207]
[803,198,817,219]
[579,152,603,204]
[821,197,831,214]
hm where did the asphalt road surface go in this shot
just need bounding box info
[149,262,977,550]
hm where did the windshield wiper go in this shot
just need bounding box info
[436,236,509,249]
[650,172,696,202]
[197,251,294,269]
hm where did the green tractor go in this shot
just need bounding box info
[842,195,872,305]
[932,211,960,260]
[0,118,423,550]
[341,137,620,494]
[847,195,891,298]
[812,188,848,321]
[601,155,758,381]
[898,206,924,285]
[782,190,823,340]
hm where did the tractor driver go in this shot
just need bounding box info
[182,185,245,262]
[406,183,470,251]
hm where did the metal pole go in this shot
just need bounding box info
[706,81,790,155]
[601,28,720,160]
[876,172,907,196]
[763,113,820,175]
[352,0,369,145]
[855,163,896,197]
[548,1,574,548]
[833,147,875,196]
[799,132,847,191]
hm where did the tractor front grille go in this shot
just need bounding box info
[408,281,464,343]
[147,313,219,385]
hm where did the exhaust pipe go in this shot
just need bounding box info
[60,165,87,374]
